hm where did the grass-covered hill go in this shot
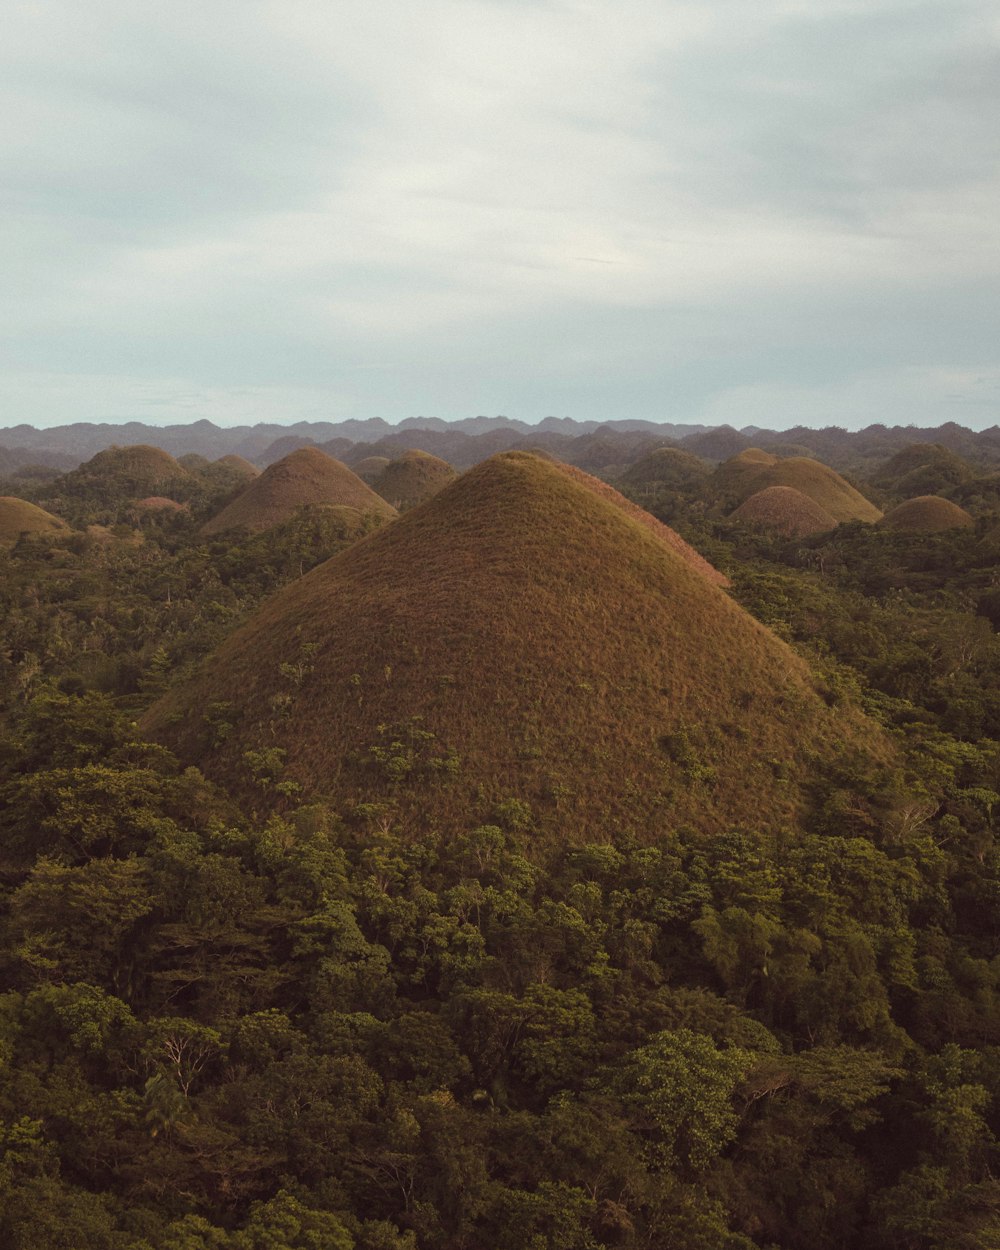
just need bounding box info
[351,454,391,482]
[0,496,69,542]
[372,449,458,511]
[707,450,882,523]
[54,444,195,500]
[215,453,260,478]
[200,447,397,536]
[619,447,709,491]
[146,452,885,839]
[730,485,837,537]
[869,442,975,499]
[880,495,975,533]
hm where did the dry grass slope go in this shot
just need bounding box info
[549,459,729,587]
[880,496,975,533]
[201,447,397,536]
[0,497,69,542]
[372,450,458,511]
[145,451,886,842]
[731,486,838,537]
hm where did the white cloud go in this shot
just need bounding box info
[0,0,998,427]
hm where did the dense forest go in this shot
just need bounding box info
[2,435,1000,1248]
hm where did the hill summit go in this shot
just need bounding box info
[146,452,884,840]
[201,447,396,536]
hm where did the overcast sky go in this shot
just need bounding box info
[2,0,999,430]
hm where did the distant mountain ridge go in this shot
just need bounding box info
[4,416,1000,478]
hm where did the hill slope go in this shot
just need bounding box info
[201,447,396,535]
[0,497,70,542]
[146,452,884,840]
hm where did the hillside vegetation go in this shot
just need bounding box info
[3,429,1000,1249]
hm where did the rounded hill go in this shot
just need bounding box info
[200,447,397,536]
[880,496,975,533]
[57,444,194,500]
[620,447,709,490]
[371,450,458,511]
[0,497,70,542]
[215,454,260,478]
[870,443,973,497]
[352,455,391,483]
[145,452,884,841]
[708,451,881,523]
[730,486,837,537]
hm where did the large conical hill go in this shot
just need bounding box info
[0,496,70,542]
[200,447,396,536]
[371,450,458,510]
[145,452,886,841]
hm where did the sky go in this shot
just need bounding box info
[2,0,999,431]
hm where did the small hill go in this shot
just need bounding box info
[730,486,838,537]
[200,447,397,536]
[371,450,458,511]
[353,456,392,483]
[146,452,884,841]
[681,425,752,462]
[57,444,194,499]
[880,496,975,533]
[215,455,260,478]
[707,452,881,523]
[620,447,709,491]
[0,497,70,542]
[130,496,189,514]
[870,443,974,497]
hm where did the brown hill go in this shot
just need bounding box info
[0,497,70,542]
[352,456,391,483]
[131,496,188,513]
[730,486,838,537]
[708,451,881,523]
[620,447,709,490]
[58,444,194,498]
[371,450,458,511]
[145,451,884,841]
[200,447,396,536]
[215,454,260,478]
[880,496,975,533]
